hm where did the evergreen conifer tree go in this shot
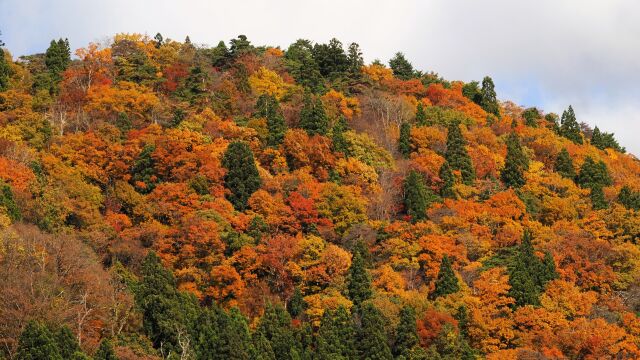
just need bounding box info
[403,170,438,221]
[445,123,475,185]
[398,122,412,158]
[522,107,540,127]
[590,185,608,210]
[316,307,355,360]
[255,303,300,360]
[393,306,419,358]
[17,321,63,360]
[508,230,558,307]
[44,38,71,83]
[347,247,372,307]
[131,144,158,194]
[299,93,329,136]
[255,94,287,147]
[0,48,9,92]
[576,156,612,189]
[501,132,529,188]
[357,304,393,360]
[389,52,415,80]
[287,287,305,318]
[618,186,640,211]
[94,339,118,360]
[331,116,350,155]
[554,148,576,179]
[55,326,81,359]
[431,255,460,299]
[0,181,21,221]
[480,76,500,117]
[415,102,428,126]
[559,105,583,144]
[438,161,456,199]
[222,141,262,210]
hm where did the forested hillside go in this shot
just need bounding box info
[1,33,640,359]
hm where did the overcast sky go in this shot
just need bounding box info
[1,0,639,155]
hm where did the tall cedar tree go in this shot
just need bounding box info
[431,255,460,299]
[357,304,393,360]
[389,52,415,80]
[522,107,540,127]
[255,303,300,360]
[508,230,558,307]
[559,105,583,144]
[590,185,608,210]
[347,247,372,307]
[398,122,412,158]
[439,160,456,198]
[618,186,640,211]
[0,48,9,91]
[55,326,81,359]
[393,305,419,358]
[222,141,262,210]
[94,339,118,360]
[131,144,158,194]
[312,38,349,79]
[192,306,254,360]
[0,181,21,221]
[591,126,625,152]
[17,321,63,360]
[403,170,438,222]
[316,307,356,360]
[285,39,324,93]
[135,252,199,356]
[480,76,500,117]
[445,123,475,185]
[554,148,576,179]
[501,132,529,188]
[44,38,71,83]
[331,116,350,154]
[299,93,329,136]
[347,42,364,79]
[576,156,612,189]
[415,102,428,125]
[287,287,305,318]
[255,94,287,147]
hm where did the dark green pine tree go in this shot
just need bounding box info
[44,38,71,83]
[591,126,605,150]
[299,93,329,136]
[393,305,419,358]
[438,161,456,199]
[480,76,500,117]
[222,141,262,210]
[316,307,356,360]
[590,185,608,210]
[357,304,393,360]
[508,230,558,307]
[398,122,412,158]
[131,144,159,194]
[0,181,21,221]
[500,132,529,188]
[554,148,576,179]
[193,306,254,360]
[432,255,460,299]
[94,339,118,360]
[17,321,63,360]
[403,170,438,222]
[427,323,475,360]
[254,303,300,360]
[135,252,199,357]
[0,48,10,92]
[251,332,276,360]
[576,156,612,189]
[54,326,81,359]
[312,38,349,79]
[347,247,373,307]
[445,123,475,185]
[415,102,428,126]
[618,186,640,211]
[287,287,305,318]
[331,116,350,155]
[389,52,415,80]
[559,105,583,144]
[522,107,540,127]
[347,42,365,79]
[284,39,324,93]
[255,94,287,147]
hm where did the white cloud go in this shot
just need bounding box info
[1,0,639,154]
